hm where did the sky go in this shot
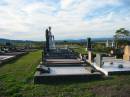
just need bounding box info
[0,0,130,41]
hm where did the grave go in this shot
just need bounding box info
[34,65,101,83]
[34,27,102,83]
[0,43,28,65]
[92,53,130,76]
[0,51,27,65]
[0,55,14,64]
[123,45,130,61]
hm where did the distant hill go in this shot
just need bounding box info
[0,38,42,45]
[1,37,129,45]
[56,38,114,43]
[92,38,114,42]
[0,38,10,44]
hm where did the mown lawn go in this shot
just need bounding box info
[0,50,130,97]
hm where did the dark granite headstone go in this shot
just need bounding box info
[87,38,91,51]
[45,26,56,52]
[46,29,49,52]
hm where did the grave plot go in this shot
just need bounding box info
[0,55,14,64]
[34,65,101,83]
[0,51,28,65]
[93,59,130,76]
[34,27,102,84]
[92,53,130,76]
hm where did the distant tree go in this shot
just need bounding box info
[114,28,130,38]
[114,28,130,48]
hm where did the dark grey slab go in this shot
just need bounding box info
[34,66,102,84]
[34,71,102,84]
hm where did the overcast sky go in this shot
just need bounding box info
[0,0,130,41]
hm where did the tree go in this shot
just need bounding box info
[114,28,130,38]
[114,28,130,48]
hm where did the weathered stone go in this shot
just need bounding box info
[123,45,130,61]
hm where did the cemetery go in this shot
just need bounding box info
[0,27,130,96]
[0,0,130,96]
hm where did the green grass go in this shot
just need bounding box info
[0,50,130,97]
[0,50,41,97]
[73,45,87,55]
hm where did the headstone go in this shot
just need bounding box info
[45,26,56,52]
[46,29,49,51]
[106,40,109,47]
[95,53,108,67]
[88,51,92,62]
[87,38,92,62]
[79,53,82,60]
[87,38,91,51]
[123,45,130,61]
[106,40,115,48]
[111,40,115,48]
[96,54,102,67]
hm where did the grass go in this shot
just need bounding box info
[73,45,87,55]
[0,50,130,97]
[0,50,41,97]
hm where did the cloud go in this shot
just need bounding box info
[0,0,130,40]
[60,0,76,9]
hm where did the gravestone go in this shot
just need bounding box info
[96,54,102,67]
[87,38,92,62]
[123,45,130,61]
[95,53,107,67]
[87,38,91,51]
[45,29,49,52]
[45,26,56,52]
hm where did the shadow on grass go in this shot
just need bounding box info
[34,76,114,85]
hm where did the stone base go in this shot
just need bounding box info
[34,71,102,84]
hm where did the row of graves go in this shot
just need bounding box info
[34,27,101,84]
[0,42,32,65]
[87,38,130,76]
